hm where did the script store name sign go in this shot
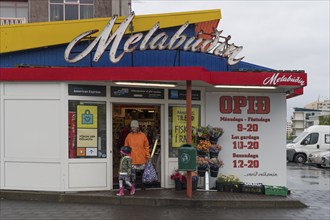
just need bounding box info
[65,12,244,65]
[206,92,287,186]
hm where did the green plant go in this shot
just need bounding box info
[217,174,241,187]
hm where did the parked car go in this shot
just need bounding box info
[308,149,330,167]
[321,153,330,168]
[287,125,330,164]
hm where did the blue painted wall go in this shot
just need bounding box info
[0,25,273,71]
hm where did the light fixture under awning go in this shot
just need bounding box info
[214,85,277,89]
[114,82,176,87]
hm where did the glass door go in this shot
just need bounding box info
[112,104,161,189]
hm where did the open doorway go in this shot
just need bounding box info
[112,104,161,189]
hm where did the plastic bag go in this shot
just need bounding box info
[142,161,158,183]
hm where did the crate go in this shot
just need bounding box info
[264,185,288,196]
[241,183,265,194]
[216,181,242,193]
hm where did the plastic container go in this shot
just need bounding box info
[264,185,288,196]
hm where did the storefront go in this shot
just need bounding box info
[0,9,307,192]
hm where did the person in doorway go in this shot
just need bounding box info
[124,120,150,191]
[116,146,134,196]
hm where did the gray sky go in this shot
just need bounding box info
[132,0,330,120]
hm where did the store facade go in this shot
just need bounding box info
[0,10,307,192]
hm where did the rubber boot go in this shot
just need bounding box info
[116,187,124,196]
[130,184,135,195]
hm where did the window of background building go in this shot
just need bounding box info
[50,0,93,21]
[0,1,28,19]
[68,100,106,159]
[168,105,201,158]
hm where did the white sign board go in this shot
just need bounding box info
[206,92,287,186]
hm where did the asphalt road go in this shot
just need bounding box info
[0,163,329,220]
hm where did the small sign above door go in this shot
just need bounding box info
[111,86,164,99]
[69,84,106,97]
[168,89,201,101]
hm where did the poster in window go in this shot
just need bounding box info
[77,147,86,157]
[77,128,98,148]
[77,105,98,129]
[86,148,98,157]
[172,107,199,147]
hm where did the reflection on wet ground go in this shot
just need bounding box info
[287,162,330,190]
[300,175,318,178]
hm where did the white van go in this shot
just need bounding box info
[286,125,330,163]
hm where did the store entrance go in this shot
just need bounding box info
[112,104,161,189]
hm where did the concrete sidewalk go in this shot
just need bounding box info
[0,189,307,208]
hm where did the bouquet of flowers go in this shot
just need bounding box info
[209,144,222,158]
[196,139,211,156]
[196,157,209,177]
[197,157,209,170]
[170,170,186,183]
[207,125,224,138]
[195,126,210,139]
[208,158,224,170]
[207,125,224,144]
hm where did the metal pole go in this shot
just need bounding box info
[186,80,192,198]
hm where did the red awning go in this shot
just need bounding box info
[0,66,307,98]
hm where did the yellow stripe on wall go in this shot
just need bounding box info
[0,9,221,54]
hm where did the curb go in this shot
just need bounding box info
[0,190,308,208]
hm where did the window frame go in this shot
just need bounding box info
[49,0,94,21]
[68,100,107,159]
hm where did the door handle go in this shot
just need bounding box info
[317,145,319,149]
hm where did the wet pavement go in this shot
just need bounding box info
[0,163,329,220]
[287,162,330,190]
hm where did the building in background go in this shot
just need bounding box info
[0,0,130,25]
[291,100,330,136]
[286,121,293,138]
[305,99,330,110]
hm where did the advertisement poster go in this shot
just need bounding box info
[77,105,98,129]
[77,129,98,148]
[68,112,77,158]
[172,107,199,147]
[76,105,98,157]
[206,93,287,186]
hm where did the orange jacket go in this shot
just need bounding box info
[124,132,150,165]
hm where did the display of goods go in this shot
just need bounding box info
[241,183,265,194]
[264,185,288,196]
[216,181,242,193]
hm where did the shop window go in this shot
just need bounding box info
[50,0,93,21]
[68,100,106,159]
[168,105,201,158]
